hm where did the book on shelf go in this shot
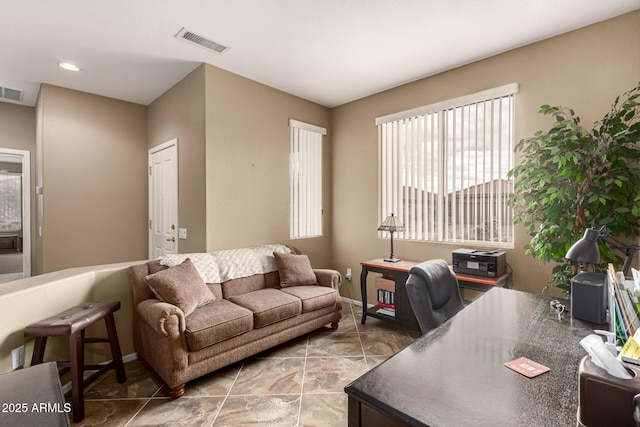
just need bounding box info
[375,276,395,307]
[377,289,395,305]
[376,307,396,317]
[377,302,395,309]
[608,264,640,345]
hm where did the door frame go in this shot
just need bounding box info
[148,139,178,259]
[0,148,31,278]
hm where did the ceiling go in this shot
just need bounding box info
[2,0,639,108]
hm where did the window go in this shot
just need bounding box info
[289,119,326,239]
[0,172,22,232]
[376,84,518,246]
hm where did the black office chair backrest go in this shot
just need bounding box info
[405,259,465,334]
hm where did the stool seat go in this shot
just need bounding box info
[24,301,121,337]
[24,301,126,423]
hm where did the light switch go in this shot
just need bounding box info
[178,228,187,239]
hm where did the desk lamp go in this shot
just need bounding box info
[566,226,640,276]
[378,213,405,262]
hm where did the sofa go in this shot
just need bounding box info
[127,244,342,398]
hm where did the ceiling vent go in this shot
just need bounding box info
[175,27,229,54]
[0,87,24,102]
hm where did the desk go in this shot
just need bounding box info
[345,288,595,426]
[455,271,510,292]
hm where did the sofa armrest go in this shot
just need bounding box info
[314,269,342,289]
[137,299,186,338]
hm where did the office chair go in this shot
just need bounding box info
[405,259,465,335]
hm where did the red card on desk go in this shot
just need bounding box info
[504,357,550,378]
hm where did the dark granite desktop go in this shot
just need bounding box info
[345,287,596,426]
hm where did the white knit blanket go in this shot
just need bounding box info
[158,244,293,283]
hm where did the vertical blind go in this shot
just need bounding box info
[0,173,22,232]
[289,119,326,239]
[376,84,518,246]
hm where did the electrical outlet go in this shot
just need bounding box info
[346,268,352,281]
[11,345,24,370]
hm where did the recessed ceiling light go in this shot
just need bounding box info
[57,61,81,71]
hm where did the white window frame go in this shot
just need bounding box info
[289,119,326,239]
[376,83,518,247]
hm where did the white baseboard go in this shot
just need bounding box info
[341,296,374,308]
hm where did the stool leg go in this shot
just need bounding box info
[70,330,85,422]
[104,313,127,383]
[30,336,47,365]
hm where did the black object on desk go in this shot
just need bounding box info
[345,288,595,427]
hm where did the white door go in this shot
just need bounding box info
[149,139,178,259]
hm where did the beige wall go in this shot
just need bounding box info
[331,10,640,302]
[203,64,333,266]
[147,65,208,254]
[36,85,148,273]
[0,102,36,273]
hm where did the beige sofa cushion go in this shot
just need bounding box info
[228,288,302,328]
[280,285,338,313]
[184,300,254,351]
[221,274,267,299]
[145,259,215,316]
[274,252,317,287]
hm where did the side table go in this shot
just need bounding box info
[360,259,420,330]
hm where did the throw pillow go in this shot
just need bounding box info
[274,252,317,287]
[146,258,215,316]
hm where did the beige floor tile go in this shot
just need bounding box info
[213,395,301,427]
[359,331,413,356]
[129,397,224,427]
[299,393,348,427]
[303,357,368,393]
[230,358,305,395]
[307,332,364,357]
[70,399,147,427]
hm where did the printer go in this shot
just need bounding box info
[452,248,507,277]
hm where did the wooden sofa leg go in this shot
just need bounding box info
[169,384,185,399]
[331,322,339,330]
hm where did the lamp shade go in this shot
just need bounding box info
[378,213,404,262]
[378,213,405,232]
[565,228,601,265]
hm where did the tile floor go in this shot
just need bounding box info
[70,300,421,426]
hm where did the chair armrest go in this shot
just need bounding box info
[137,299,186,338]
[314,269,342,289]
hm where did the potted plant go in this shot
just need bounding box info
[508,82,640,293]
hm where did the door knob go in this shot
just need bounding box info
[166,237,175,242]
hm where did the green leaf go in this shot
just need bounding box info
[508,81,640,294]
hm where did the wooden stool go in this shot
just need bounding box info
[24,301,127,422]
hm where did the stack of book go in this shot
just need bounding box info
[608,264,640,344]
[375,277,395,317]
